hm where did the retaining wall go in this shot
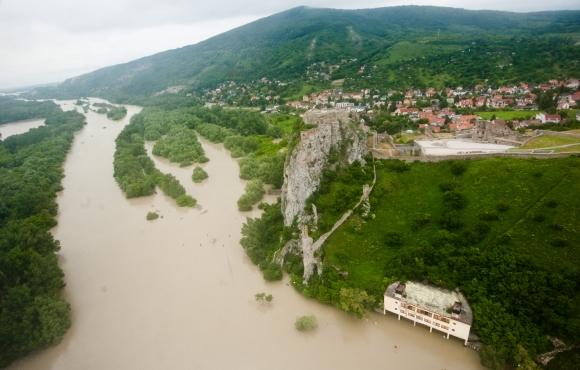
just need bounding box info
[534,130,580,139]
[370,149,578,162]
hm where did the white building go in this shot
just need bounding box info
[384,281,473,345]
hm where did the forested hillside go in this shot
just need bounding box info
[28,6,580,103]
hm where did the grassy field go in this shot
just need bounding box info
[322,157,580,292]
[520,135,580,149]
[478,111,540,120]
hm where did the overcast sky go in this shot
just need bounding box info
[1,0,579,90]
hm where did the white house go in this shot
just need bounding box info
[384,281,473,345]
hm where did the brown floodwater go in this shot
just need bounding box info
[0,118,45,139]
[8,99,484,370]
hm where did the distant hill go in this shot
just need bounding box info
[30,6,580,102]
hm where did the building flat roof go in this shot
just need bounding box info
[385,281,473,325]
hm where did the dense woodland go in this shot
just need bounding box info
[0,98,60,125]
[0,99,86,367]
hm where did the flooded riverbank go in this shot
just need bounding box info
[8,99,484,370]
[0,118,45,139]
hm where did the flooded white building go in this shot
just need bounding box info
[384,281,473,345]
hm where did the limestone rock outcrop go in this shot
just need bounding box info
[280,109,367,226]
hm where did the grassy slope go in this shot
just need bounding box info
[322,156,580,292]
[478,111,541,120]
[520,135,580,149]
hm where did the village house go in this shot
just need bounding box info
[536,113,561,123]
[384,281,473,345]
[394,107,419,116]
[567,79,579,89]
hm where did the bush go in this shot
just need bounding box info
[262,262,283,281]
[548,222,564,231]
[192,166,209,183]
[544,199,558,208]
[551,238,568,247]
[479,212,499,221]
[496,202,510,212]
[295,315,318,331]
[384,232,404,247]
[450,160,467,176]
[532,214,545,222]
[439,181,456,192]
[410,213,431,230]
[176,195,197,207]
[443,191,467,210]
[439,210,464,229]
[146,212,159,220]
[479,345,506,370]
[237,179,266,211]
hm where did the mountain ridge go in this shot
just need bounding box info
[30,6,580,102]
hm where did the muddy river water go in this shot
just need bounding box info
[0,118,45,139]
[8,99,484,370]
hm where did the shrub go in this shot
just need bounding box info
[146,211,159,220]
[254,292,273,303]
[237,179,266,211]
[479,212,499,221]
[450,160,467,176]
[295,315,318,331]
[479,345,506,370]
[176,195,197,207]
[262,262,283,280]
[385,159,410,172]
[548,222,564,231]
[410,213,431,230]
[192,166,209,183]
[384,232,404,247]
[443,191,467,210]
[544,199,558,208]
[532,214,545,222]
[439,210,464,229]
[439,181,456,192]
[496,202,510,212]
[551,238,568,247]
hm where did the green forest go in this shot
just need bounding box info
[0,99,86,367]
[0,97,60,125]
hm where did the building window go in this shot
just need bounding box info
[442,326,449,330]
[453,323,456,325]
[452,329,455,332]
[395,308,398,310]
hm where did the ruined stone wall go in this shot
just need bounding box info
[370,149,576,162]
[302,109,350,125]
[472,120,527,144]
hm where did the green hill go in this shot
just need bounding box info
[29,6,580,102]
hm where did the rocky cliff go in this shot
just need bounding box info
[280,109,367,226]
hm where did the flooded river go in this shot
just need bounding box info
[0,118,45,139]
[8,99,484,370]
